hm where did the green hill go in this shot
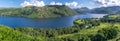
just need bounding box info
[0,25,36,41]
[0,5,77,18]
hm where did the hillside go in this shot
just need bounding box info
[0,5,77,18]
[90,6,120,14]
[74,6,120,14]
[0,25,36,41]
[74,7,90,13]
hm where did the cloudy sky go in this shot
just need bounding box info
[0,0,120,9]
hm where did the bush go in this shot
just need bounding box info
[91,26,118,41]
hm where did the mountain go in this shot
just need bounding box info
[74,6,120,14]
[90,6,120,14]
[0,5,77,18]
[74,7,90,13]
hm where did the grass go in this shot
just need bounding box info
[108,23,120,41]
[58,23,120,39]
[0,25,33,41]
[0,22,120,41]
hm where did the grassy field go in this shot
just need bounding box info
[58,23,120,40]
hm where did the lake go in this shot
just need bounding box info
[0,13,107,28]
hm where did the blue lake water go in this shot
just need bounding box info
[0,13,107,28]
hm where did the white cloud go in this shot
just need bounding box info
[50,1,63,5]
[21,1,32,7]
[21,0,81,8]
[21,0,45,7]
[65,1,82,8]
[95,0,120,7]
[49,1,81,8]
[77,5,82,8]
[65,2,78,7]
[50,2,56,5]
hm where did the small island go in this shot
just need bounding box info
[0,5,77,18]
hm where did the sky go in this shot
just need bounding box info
[0,0,120,9]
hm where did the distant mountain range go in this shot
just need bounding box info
[74,6,120,14]
[1,5,120,18]
[0,5,77,18]
[74,7,90,13]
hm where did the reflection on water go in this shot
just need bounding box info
[0,13,107,28]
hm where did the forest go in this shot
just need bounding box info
[0,14,120,41]
[0,5,77,18]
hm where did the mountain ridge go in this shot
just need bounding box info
[0,5,77,18]
[74,6,120,14]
